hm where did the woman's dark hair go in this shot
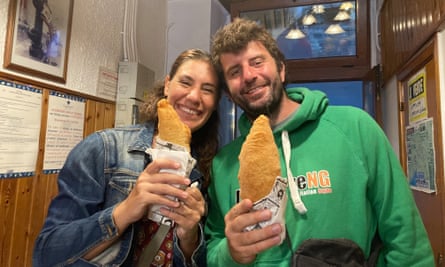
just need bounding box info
[140,49,221,188]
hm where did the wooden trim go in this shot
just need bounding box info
[0,70,115,104]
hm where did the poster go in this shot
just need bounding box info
[407,68,428,123]
[43,91,85,173]
[0,80,42,178]
[96,66,118,101]
[405,118,436,193]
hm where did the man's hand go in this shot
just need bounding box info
[224,199,283,264]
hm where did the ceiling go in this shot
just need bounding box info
[218,0,244,13]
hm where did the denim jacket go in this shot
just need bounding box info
[33,123,206,267]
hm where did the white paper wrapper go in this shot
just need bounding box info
[244,176,288,243]
[145,137,196,225]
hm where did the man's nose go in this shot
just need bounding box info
[243,65,256,83]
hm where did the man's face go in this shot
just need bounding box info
[219,41,286,118]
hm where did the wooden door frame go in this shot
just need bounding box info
[396,36,445,266]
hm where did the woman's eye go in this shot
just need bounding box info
[202,87,215,94]
[180,80,191,86]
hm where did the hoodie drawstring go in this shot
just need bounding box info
[281,131,307,214]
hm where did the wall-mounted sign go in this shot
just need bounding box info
[0,80,42,178]
[406,118,436,193]
[408,68,428,124]
[43,91,85,173]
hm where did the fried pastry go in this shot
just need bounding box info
[238,115,281,202]
[157,98,191,152]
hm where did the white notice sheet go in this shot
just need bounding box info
[43,91,85,173]
[0,80,42,178]
[406,118,436,193]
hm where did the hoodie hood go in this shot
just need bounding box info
[237,87,329,136]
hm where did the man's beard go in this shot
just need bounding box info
[242,76,284,119]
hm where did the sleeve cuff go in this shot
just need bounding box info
[98,205,120,239]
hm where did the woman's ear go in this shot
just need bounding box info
[163,75,171,96]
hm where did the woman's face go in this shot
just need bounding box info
[164,59,219,132]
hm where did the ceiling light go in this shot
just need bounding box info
[312,5,325,14]
[286,28,306,39]
[334,11,351,21]
[340,2,354,11]
[302,14,317,25]
[325,24,345,34]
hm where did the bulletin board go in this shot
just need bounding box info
[0,71,115,267]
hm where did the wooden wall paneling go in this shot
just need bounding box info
[0,179,17,267]
[380,0,444,83]
[44,174,59,210]
[84,100,116,137]
[104,103,116,129]
[23,88,52,266]
[0,180,4,266]
[84,100,97,137]
[9,178,33,267]
[440,0,445,17]
[94,102,106,131]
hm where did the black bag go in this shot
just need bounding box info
[290,235,382,267]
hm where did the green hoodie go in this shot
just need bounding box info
[205,87,434,267]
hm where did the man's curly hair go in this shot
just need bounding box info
[211,17,287,90]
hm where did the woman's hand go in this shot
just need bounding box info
[112,158,191,234]
[161,185,206,258]
[85,158,191,260]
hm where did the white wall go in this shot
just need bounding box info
[380,76,400,157]
[371,0,401,157]
[136,0,167,81]
[0,0,228,96]
[165,0,229,75]
[370,0,382,67]
[134,0,229,82]
[0,0,125,97]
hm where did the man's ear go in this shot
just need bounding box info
[163,75,171,96]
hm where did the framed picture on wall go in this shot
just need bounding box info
[4,0,73,83]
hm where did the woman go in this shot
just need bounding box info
[33,48,221,267]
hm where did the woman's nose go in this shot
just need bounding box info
[186,87,201,103]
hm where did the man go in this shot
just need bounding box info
[204,18,434,266]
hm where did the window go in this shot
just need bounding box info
[231,0,370,82]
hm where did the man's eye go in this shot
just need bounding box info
[228,69,240,78]
[253,59,263,66]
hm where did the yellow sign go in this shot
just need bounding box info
[408,68,427,123]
